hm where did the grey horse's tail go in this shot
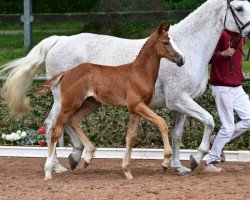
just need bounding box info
[0,35,60,115]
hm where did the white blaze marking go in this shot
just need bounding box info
[169,33,185,62]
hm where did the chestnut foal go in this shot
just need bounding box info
[37,22,184,180]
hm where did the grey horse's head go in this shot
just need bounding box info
[224,0,250,38]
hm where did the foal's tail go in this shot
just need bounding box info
[0,35,60,115]
[35,72,65,96]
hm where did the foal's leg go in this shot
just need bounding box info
[69,100,101,168]
[67,98,101,170]
[46,91,87,171]
[122,114,141,179]
[171,111,191,175]
[45,86,87,180]
[133,102,172,170]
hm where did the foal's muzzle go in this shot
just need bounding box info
[172,55,185,67]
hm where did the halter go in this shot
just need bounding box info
[224,0,250,36]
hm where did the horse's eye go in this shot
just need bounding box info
[163,42,169,45]
[236,6,243,12]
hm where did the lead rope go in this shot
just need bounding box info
[225,36,243,78]
[247,46,250,61]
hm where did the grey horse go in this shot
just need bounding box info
[2,0,250,177]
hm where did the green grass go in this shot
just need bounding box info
[243,40,250,76]
[0,23,84,66]
[0,23,84,31]
[0,49,28,66]
[0,21,156,67]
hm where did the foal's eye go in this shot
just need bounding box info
[236,6,243,12]
[163,42,169,46]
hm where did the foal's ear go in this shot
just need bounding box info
[157,21,170,34]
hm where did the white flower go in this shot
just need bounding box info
[15,134,21,141]
[9,133,15,141]
[6,134,12,141]
[10,132,21,141]
[16,130,21,134]
[2,134,6,139]
[21,131,27,138]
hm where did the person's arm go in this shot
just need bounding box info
[210,33,235,64]
[210,34,225,63]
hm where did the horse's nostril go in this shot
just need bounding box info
[180,57,184,64]
[177,61,184,67]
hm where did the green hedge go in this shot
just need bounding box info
[0,81,249,150]
[164,0,206,10]
[0,0,207,14]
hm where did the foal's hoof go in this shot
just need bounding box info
[44,176,52,181]
[68,154,79,170]
[162,161,170,172]
[162,165,168,172]
[44,173,52,180]
[83,160,89,169]
[190,155,198,171]
[124,171,134,180]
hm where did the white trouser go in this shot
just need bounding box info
[206,86,250,164]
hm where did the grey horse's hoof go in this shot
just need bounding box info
[190,155,198,171]
[172,165,192,175]
[179,168,192,176]
[68,154,79,170]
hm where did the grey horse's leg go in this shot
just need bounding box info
[171,96,215,171]
[171,111,191,175]
[44,101,68,173]
[65,125,84,170]
[67,98,101,170]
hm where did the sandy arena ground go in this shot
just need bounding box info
[0,157,249,200]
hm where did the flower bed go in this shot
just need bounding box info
[1,125,46,147]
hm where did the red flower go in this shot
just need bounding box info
[37,124,46,135]
[38,140,46,147]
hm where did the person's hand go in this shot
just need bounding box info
[221,47,235,57]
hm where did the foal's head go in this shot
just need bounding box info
[154,22,184,67]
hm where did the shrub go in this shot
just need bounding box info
[164,0,206,10]
[0,82,249,150]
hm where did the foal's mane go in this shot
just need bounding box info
[133,33,154,62]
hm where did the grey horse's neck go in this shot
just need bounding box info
[170,0,226,65]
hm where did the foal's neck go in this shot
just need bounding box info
[132,34,161,80]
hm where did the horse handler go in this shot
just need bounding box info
[205,29,249,172]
